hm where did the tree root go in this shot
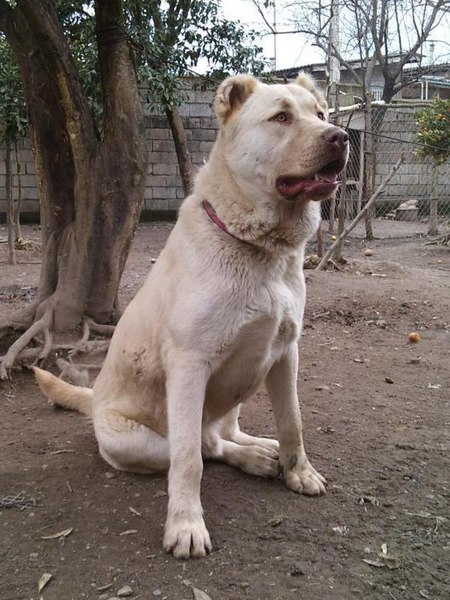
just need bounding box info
[14,237,41,254]
[0,306,53,379]
[424,232,450,247]
[0,311,115,380]
[0,301,40,339]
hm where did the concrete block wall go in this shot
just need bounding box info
[372,107,450,203]
[0,79,217,220]
[3,91,449,219]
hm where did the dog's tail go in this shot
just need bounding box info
[33,366,93,417]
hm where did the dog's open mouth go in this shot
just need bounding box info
[276,157,346,200]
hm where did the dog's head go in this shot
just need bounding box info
[214,73,349,203]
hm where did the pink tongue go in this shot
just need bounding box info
[278,177,337,198]
[280,179,313,196]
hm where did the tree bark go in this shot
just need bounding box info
[5,141,15,265]
[13,140,22,241]
[333,173,347,262]
[363,94,374,240]
[165,106,193,197]
[428,163,439,236]
[0,0,148,334]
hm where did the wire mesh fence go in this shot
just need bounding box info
[327,104,450,240]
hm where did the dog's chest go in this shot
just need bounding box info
[268,278,302,347]
[205,277,302,413]
[236,273,303,359]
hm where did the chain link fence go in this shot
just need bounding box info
[327,104,450,240]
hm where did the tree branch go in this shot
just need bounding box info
[95,0,144,145]
[251,0,276,34]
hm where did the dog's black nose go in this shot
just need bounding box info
[322,127,349,149]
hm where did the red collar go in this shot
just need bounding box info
[202,200,247,244]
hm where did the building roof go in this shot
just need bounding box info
[272,54,426,80]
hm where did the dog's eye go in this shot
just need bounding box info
[317,111,326,121]
[272,112,289,123]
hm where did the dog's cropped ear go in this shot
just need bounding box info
[295,72,328,115]
[214,75,258,124]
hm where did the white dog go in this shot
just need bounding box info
[34,73,349,559]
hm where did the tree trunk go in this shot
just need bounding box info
[13,139,22,241]
[165,105,193,197]
[0,0,148,334]
[328,196,336,234]
[428,163,439,236]
[363,95,374,240]
[5,141,15,265]
[333,173,347,262]
[316,224,324,258]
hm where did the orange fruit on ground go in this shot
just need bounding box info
[408,332,420,343]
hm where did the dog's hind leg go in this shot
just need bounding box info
[94,410,170,474]
[220,405,279,453]
[202,420,279,478]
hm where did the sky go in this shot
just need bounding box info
[221,0,450,72]
[221,0,323,70]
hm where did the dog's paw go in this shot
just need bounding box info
[223,443,279,477]
[242,445,279,477]
[283,459,327,496]
[163,514,212,559]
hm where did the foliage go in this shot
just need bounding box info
[0,37,27,143]
[416,98,450,164]
[0,1,266,130]
[127,0,267,111]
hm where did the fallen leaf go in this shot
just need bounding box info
[268,515,284,527]
[192,587,212,600]
[332,524,349,535]
[362,544,401,570]
[129,506,142,517]
[357,495,380,506]
[117,584,134,597]
[362,558,384,568]
[41,527,73,540]
[380,551,401,570]
[38,573,53,592]
[153,490,167,498]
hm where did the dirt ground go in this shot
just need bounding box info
[1,222,449,600]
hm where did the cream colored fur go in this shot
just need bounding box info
[34,73,348,559]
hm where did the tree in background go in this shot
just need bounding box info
[287,0,450,103]
[416,98,450,235]
[129,0,266,195]
[0,39,28,263]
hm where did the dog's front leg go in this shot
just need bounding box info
[266,344,326,496]
[163,357,212,559]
